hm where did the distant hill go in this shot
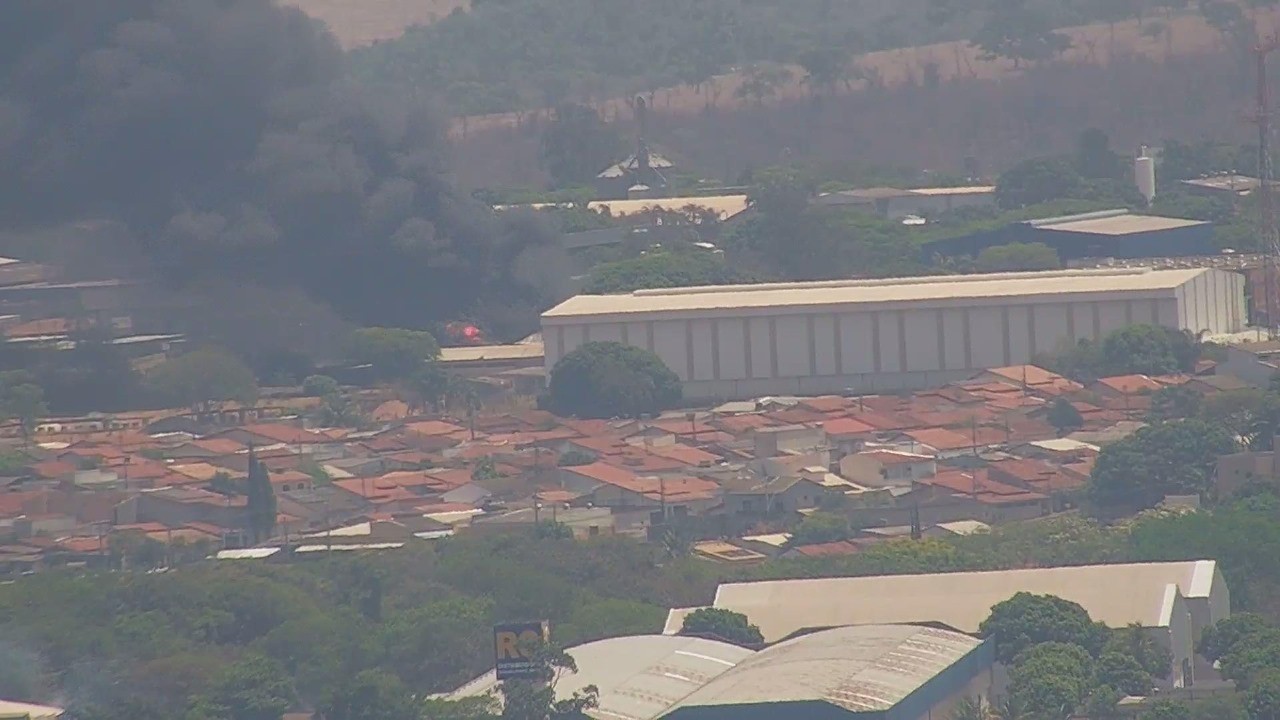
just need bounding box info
[282,0,467,49]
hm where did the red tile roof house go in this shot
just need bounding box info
[919,469,1049,523]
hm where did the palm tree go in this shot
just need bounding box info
[950,696,990,720]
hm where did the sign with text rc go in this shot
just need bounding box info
[493,621,550,680]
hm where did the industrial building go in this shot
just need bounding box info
[541,268,1247,400]
[663,560,1229,688]
[920,209,1214,263]
[662,625,994,720]
[813,186,996,219]
[445,627,994,720]
[444,634,753,720]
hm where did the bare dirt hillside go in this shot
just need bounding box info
[283,0,466,48]
[451,10,1267,137]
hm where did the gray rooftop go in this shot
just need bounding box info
[662,625,984,717]
[664,560,1222,643]
[446,635,752,720]
[542,268,1212,321]
[1028,209,1206,236]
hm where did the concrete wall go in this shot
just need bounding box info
[1175,268,1247,335]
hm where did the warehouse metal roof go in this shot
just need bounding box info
[663,560,1221,643]
[542,268,1210,321]
[662,625,983,715]
[1035,213,1206,236]
[445,635,753,720]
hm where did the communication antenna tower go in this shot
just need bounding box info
[1251,35,1280,338]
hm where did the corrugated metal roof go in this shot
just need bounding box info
[663,561,1220,642]
[438,343,545,363]
[1036,214,1207,235]
[446,635,753,720]
[542,268,1209,321]
[662,625,983,715]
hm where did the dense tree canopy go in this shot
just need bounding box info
[144,348,259,413]
[1087,418,1237,513]
[582,251,754,294]
[973,242,1060,272]
[1037,324,1204,382]
[547,342,682,418]
[979,592,1108,664]
[348,328,441,381]
[350,0,1148,116]
[679,608,764,646]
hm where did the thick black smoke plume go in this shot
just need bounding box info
[0,1,567,341]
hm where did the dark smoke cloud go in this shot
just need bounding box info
[0,0,567,339]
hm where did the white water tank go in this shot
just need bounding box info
[1135,146,1156,204]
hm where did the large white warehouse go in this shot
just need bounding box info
[541,267,1246,400]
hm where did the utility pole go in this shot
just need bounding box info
[1252,35,1280,337]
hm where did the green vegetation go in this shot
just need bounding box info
[9,494,1280,717]
[789,512,857,546]
[1047,398,1084,436]
[973,242,1060,272]
[979,593,1107,664]
[679,608,764,646]
[246,451,277,545]
[546,341,682,418]
[350,0,1163,116]
[348,328,441,381]
[145,349,259,413]
[1036,324,1204,382]
[582,251,754,294]
[1088,418,1238,514]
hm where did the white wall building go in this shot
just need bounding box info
[541,268,1246,400]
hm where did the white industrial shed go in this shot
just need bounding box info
[446,628,993,720]
[444,634,753,720]
[662,560,1229,689]
[541,268,1246,400]
[662,625,995,720]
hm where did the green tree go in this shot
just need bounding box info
[540,104,623,189]
[1088,419,1237,512]
[1105,623,1172,679]
[302,375,340,397]
[322,670,418,720]
[1248,669,1280,720]
[679,608,764,646]
[246,448,277,544]
[404,361,451,413]
[790,512,853,546]
[499,642,599,720]
[1007,642,1095,718]
[1099,325,1200,376]
[1095,651,1152,696]
[1149,385,1203,423]
[1075,129,1125,181]
[193,654,294,720]
[971,0,1072,69]
[547,342,681,419]
[146,348,258,413]
[1047,398,1084,436]
[583,252,752,294]
[1199,614,1273,663]
[0,372,48,441]
[979,593,1108,664]
[349,328,441,381]
[556,450,595,467]
[996,158,1084,209]
[973,242,1061,272]
[798,45,850,97]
